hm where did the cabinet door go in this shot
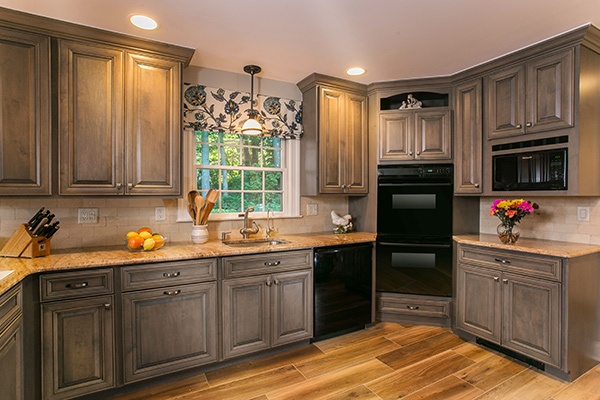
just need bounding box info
[414,109,452,160]
[222,275,271,359]
[41,296,115,400]
[526,49,574,134]
[344,93,368,194]
[318,88,345,193]
[58,39,124,195]
[379,112,413,161]
[454,79,483,194]
[0,318,23,400]
[502,273,561,367]
[485,64,526,139]
[455,264,502,344]
[272,270,313,346]
[122,282,218,383]
[0,28,51,195]
[125,53,181,195]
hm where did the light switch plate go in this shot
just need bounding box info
[78,208,98,224]
[577,206,590,221]
[307,204,318,216]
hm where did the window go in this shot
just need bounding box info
[180,130,300,221]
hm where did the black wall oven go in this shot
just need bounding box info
[376,164,453,297]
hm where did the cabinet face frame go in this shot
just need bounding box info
[0,28,51,195]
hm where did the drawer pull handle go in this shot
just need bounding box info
[163,271,181,278]
[494,258,511,264]
[264,261,281,267]
[407,305,419,310]
[164,290,181,296]
[66,282,88,289]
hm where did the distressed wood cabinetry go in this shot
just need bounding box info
[0,27,51,195]
[455,242,600,380]
[298,74,368,195]
[121,259,218,383]
[221,250,313,359]
[0,285,23,400]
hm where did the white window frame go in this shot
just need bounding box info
[177,130,301,222]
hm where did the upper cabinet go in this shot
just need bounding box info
[0,7,194,197]
[59,41,183,195]
[485,49,574,140]
[298,74,368,195]
[0,27,51,195]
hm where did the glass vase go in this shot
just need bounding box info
[497,223,520,245]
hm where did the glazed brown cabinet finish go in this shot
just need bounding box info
[221,250,313,360]
[0,27,51,195]
[485,48,574,139]
[379,109,452,162]
[0,285,23,400]
[59,39,182,196]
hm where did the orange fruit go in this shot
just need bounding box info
[152,234,165,249]
[143,238,155,251]
[127,235,144,250]
[137,227,153,234]
[139,231,153,240]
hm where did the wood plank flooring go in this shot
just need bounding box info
[112,323,600,399]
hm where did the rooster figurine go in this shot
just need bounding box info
[331,211,353,234]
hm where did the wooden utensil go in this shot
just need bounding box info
[200,189,219,225]
[194,195,205,225]
[187,203,196,220]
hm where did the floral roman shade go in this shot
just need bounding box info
[182,83,303,139]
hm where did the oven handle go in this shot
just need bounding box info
[378,183,453,187]
[378,242,451,249]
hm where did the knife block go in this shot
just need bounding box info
[0,224,51,258]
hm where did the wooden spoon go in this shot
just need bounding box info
[187,203,196,220]
[201,189,219,225]
[194,195,205,225]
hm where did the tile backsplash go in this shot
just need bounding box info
[0,196,349,250]
[480,196,600,245]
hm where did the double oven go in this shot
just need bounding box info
[376,164,453,297]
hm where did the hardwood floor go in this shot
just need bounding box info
[112,323,600,399]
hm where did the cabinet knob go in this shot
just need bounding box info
[274,278,280,285]
[341,184,346,190]
[104,303,111,310]
[474,183,480,188]
[409,151,413,156]
[266,276,273,287]
[116,183,122,193]
[493,277,500,282]
[502,279,509,284]
[416,151,420,155]
[406,305,420,310]
[526,122,532,127]
[516,124,522,129]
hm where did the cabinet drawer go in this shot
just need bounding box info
[0,285,21,334]
[223,250,312,278]
[121,259,217,291]
[378,294,451,319]
[40,269,113,301]
[458,245,561,281]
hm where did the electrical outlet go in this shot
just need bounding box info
[155,206,166,221]
[78,208,98,224]
[307,204,318,216]
[577,206,590,221]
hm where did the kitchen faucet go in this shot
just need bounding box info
[239,206,259,239]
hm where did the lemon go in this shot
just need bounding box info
[143,238,155,251]
[126,231,139,240]
[139,231,153,240]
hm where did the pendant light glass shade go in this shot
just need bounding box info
[242,65,263,135]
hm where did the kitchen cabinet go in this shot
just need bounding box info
[121,259,218,383]
[379,108,452,162]
[485,48,573,139]
[221,250,313,359]
[40,269,115,400]
[454,242,600,380]
[454,78,483,194]
[0,27,51,196]
[58,39,183,196]
[0,285,23,400]
[298,74,368,195]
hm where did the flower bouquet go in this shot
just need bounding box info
[490,199,539,244]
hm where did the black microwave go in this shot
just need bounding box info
[493,148,567,191]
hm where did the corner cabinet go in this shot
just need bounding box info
[455,242,600,381]
[0,27,51,196]
[379,108,452,162]
[58,40,183,196]
[485,48,573,140]
[298,74,368,195]
[221,250,313,359]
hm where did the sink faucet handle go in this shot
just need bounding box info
[221,231,231,241]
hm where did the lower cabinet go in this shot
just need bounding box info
[221,250,313,360]
[0,285,23,400]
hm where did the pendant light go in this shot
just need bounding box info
[241,65,264,135]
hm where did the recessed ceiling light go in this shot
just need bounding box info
[346,67,365,76]
[130,15,158,30]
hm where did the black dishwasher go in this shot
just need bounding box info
[313,243,373,341]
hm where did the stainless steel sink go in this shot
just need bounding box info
[222,238,289,248]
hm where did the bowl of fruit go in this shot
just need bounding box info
[126,227,166,251]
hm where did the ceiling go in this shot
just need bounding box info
[1,0,600,85]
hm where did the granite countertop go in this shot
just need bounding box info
[0,231,376,296]
[454,234,600,258]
